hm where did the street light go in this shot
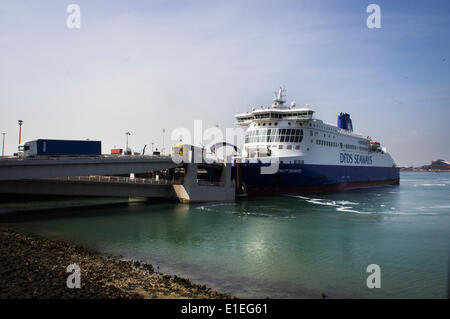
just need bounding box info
[162,128,166,155]
[2,133,5,157]
[18,120,23,145]
[125,132,131,155]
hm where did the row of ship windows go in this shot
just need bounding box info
[345,144,358,150]
[246,131,370,152]
[246,128,369,150]
[310,130,339,140]
[279,145,301,150]
[253,122,303,127]
[316,140,339,147]
[239,112,313,121]
[245,158,305,164]
[248,141,370,153]
[347,144,369,151]
[245,129,304,143]
[247,122,360,141]
[254,122,279,126]
[314,140,369,151]
[247,128,303,136]
[249,145,301,151]
[246,135,303,143]
[250,122,343,135]
[254,112,311,119]
[308,122,337,132]
[252,121,311,127]
[244,120,324,128]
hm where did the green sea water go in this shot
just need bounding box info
[10,172,450,298]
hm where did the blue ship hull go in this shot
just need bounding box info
[234,163,399,195]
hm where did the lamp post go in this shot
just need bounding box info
[162,128,165,155]
[18,120,23,145]
[125,132,131,154]
[2,133,5,157]
[151,142,154,153]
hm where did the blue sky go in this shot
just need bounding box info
[0,0,449,165]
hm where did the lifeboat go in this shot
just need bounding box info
[370,141,381,151]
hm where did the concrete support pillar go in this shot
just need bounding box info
[172,162,235,203]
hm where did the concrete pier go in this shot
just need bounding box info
[172,162,235,203]
[171,144,235,202]
[0,177,175,198]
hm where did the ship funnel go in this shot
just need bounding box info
[337,113,353,131]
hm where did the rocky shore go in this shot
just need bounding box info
[0,226,231,299]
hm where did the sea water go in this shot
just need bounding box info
[10,172,450,298]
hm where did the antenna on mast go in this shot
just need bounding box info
[272,86,287,108]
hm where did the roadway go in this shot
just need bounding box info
[0,155,182,181]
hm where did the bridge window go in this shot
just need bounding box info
[245,128,303,144]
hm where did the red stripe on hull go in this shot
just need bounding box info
[244,178,400,196]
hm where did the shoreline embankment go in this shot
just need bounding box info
[0,226,231,299]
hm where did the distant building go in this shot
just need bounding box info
[400,159,450,172]
[422,159,450,171]
[431,159,450,166]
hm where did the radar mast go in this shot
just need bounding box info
[271,87,288,109]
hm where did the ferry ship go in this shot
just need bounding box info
[233,88,399,195]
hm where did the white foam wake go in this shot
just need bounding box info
[336,206,372,214]
[422,184,446,187]
[307,199,338,206]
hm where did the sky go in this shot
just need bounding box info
[0,0,449,166]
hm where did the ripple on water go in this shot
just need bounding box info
[429,205,450,209]
[422,183,446,187]
[336,206,371,214]
[286,192,448,217]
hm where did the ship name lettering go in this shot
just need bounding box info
[340,153,372,165]
[340,153,353,164]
